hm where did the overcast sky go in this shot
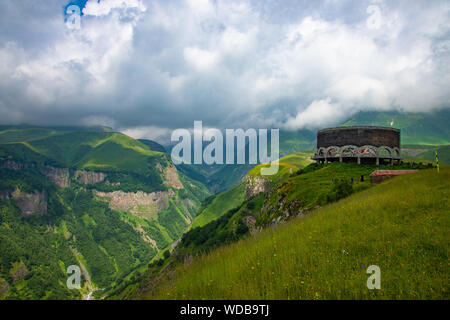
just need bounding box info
[0,0,449,141]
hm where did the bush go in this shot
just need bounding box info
[327,179,353,203]
[163,250,170,260]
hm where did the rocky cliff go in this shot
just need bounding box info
[164,165,184,189]
[39,166,70,188]
[74,170,107,185]
[244,174,270,200]
[1,159,108,188]
[1,160,70,187]
[94,189,175,220]
[0,189,48,217]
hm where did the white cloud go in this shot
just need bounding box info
[184,47,219,72]
[121,125,172,143]
[285,98,345,130]
[0,0,448,132]
[83,0,146,17]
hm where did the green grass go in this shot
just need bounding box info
[0,130,165,174]
[248,152,314,179]
[145,167,449,300]
[257,162,380,226]
[190,183,246,229]
[0,127,63,144]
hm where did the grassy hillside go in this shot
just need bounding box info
[191,152,314,231]
[145,167,448,300]
[0,131,164,172]
[248,152,314,179]
[0,125,113,143]
[190,183,246,229]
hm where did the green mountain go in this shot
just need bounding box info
[0,126,210,300]
[136,165,448,300]
[138,139,166,154]
[342,109,450,145]
[279,130,316,155]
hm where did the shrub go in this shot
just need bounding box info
[327,179,353,203]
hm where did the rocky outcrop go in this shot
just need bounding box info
[0,160,32,171]
[244,174,270,200]
[244,215,256,228]
[159,163,184,189]
[1,160,70,188]
[10,261,29,282]
[11,189,48,217]
[94,189,175,220]
[74,170,107,185]
[39,166,70,188]
[1,159,109,188]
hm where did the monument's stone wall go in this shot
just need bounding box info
[317,126,400,148]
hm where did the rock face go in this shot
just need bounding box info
[94,189,175,220]
[0,160,31,171]
[10,262,29,282]
[1,160,70,188]
[244,175,270,200]
[74,170,107,185]
[39,166,70,188]
[1,159,108,187]
[11,189,48,217]
[157,163,184,189]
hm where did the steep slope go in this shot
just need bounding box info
[0,127,210,299]
[138,139,167,154]
[190,183,246,229]
[144,167,449,300]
